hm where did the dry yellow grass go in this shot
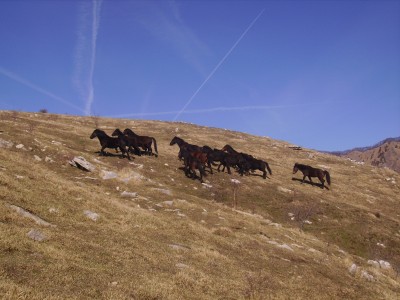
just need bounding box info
[0,110,399,299]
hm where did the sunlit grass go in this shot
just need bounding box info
[0,111,399,299]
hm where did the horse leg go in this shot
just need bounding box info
[184,162,192,178]
[191,167,197,180]
[184,167,190,178]
[198,168,203,183]
[133,146,141,156]
[119,143,130,160]
[227,165,231,174]
[208,162,213,174]
[178,150,183,161]
[125,148,131,160]
[100,146,106,156]
[318,174,325,189]
[184,165,191,178]
[263,169,267,179]
[308,176,313,185]
[302,175,306,183]
[239,166,244,176]
[120,147,126,159]
[199,164,206,182]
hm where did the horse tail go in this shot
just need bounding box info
[152,138,158,156]
[324,171,331,185]
[266,162,272,175]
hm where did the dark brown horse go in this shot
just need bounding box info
[221,144,271,178]
[242,156,272,179]
[112,128,142,156]
[123,128,158,157]
[201,146,235,174]
[90,129,130,159]
[179,148,207,182]
[220,144,246,175]
[170,136,202,160]
[293,163,331,189]
[170,136,202,151]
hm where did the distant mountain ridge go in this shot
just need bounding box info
[328,137,400,173]
[329,137,400,156]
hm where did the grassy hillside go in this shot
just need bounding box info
[1,111,399,299]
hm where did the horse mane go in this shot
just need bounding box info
[174,136,184,141]
[222,144,237,153]
[92,129,108,137]
[112,128,123,136]
[295,163,311,169]
[123,128,137,136]
[171,136,185,145]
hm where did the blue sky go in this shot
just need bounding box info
[0,0,399,151]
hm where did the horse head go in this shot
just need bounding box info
[221,144,235,153]
[123,128,135,136]
[201,145,213,153]
[170,136,183,146]
[90,129,102,139]
[293,163,299,174]
[112,128,122,137]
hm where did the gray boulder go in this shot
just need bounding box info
[69,156,96,172]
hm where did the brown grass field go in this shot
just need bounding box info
[0,111,399,299]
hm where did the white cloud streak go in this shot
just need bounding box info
[172,9,265,121]
[108,102,321,118]
[0,66,85,113]
[73,0,103,116]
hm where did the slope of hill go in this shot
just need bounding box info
[329,138,400,173]
[1,111,399,299]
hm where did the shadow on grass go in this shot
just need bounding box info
[247,172,271,179]
[94,151,125,159]
[292,177,329,190]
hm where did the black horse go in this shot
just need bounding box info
[179,148,207,182]
[192,145,219,174]
[293,163,331,189]
[112,128,141,156]
[221,145,272,179]
[221,144,272,179]
[170,136,202,159]
[218,145,246,175]
[123,128,158,157]
[90,129,130,159]
[201,146,235,174]
[242,157,272,179]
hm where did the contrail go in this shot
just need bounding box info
[109,102,322,118]
[84,0,102,116]
[0,66,85,113]
[172,8,265,121]
[73,0,102,116]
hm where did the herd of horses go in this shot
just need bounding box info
[90,129,331,189]
[169,136,273,183]
[90,128,158,160]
